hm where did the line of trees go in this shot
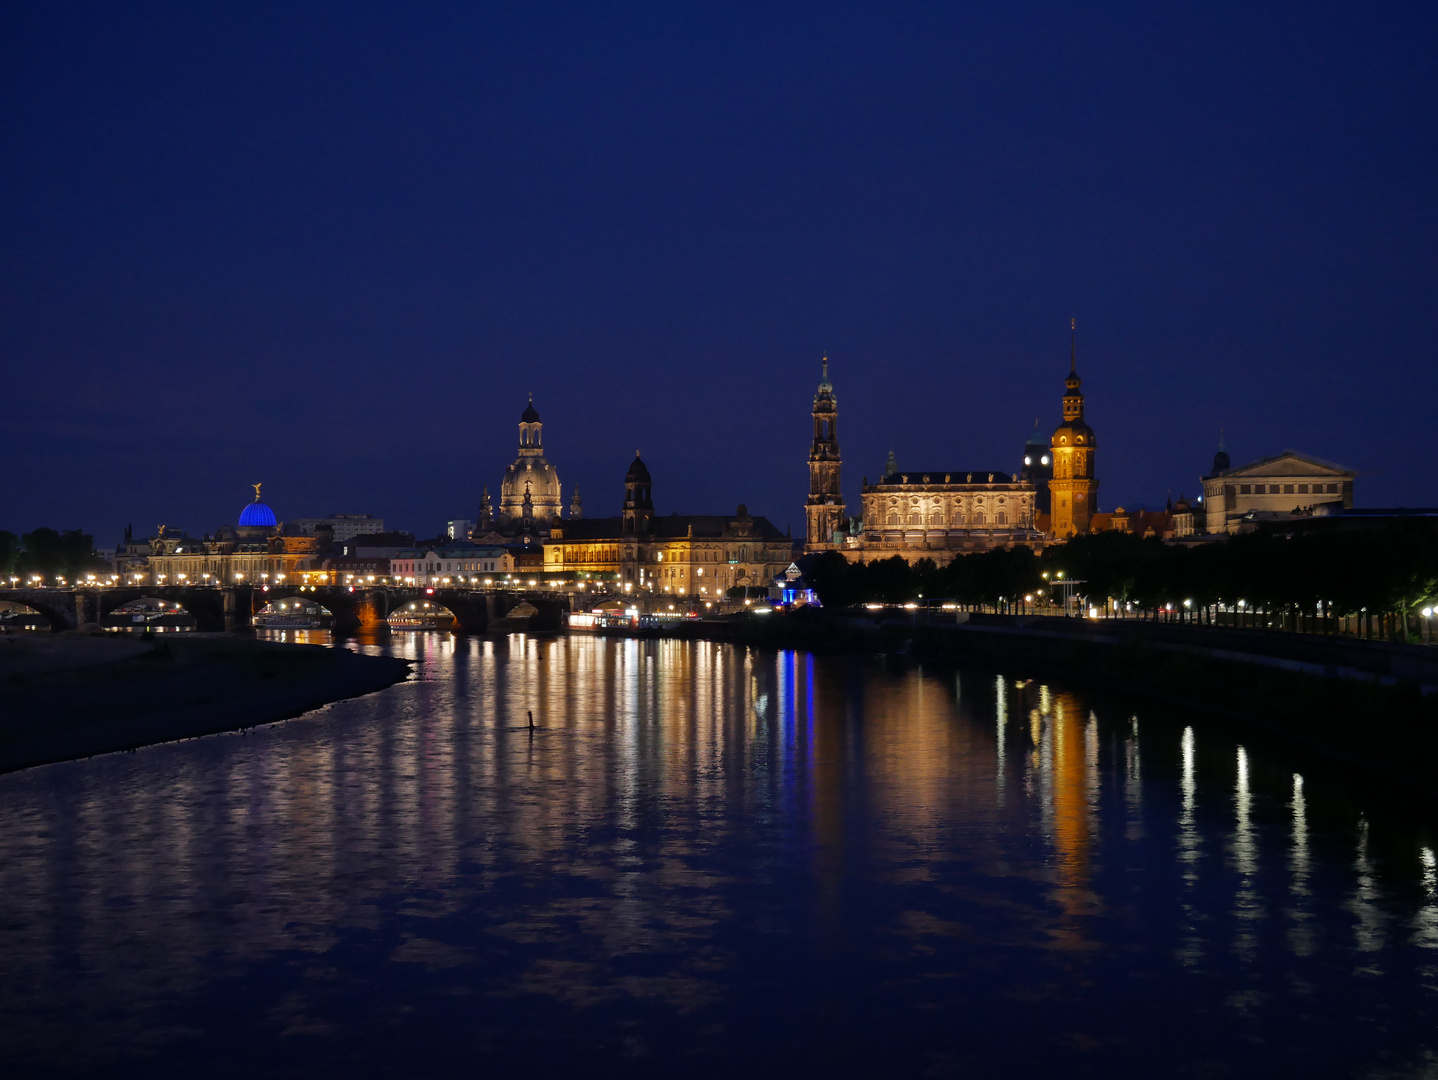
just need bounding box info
[0,529,103,583]
[800,522,1438,641]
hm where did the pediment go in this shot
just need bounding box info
[1224,451,1352,479]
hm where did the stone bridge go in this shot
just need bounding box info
[0,585,578,634]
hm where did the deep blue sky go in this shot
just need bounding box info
[3,2,1435,544]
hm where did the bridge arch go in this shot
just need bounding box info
[388,598,459,630]
[254,596,334,629]
[0,599,51,632]
[0,591,81,632]
[262,588,362,634]
[103,596,199,633]
[95,589,226,632]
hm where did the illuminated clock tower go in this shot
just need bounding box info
[1048,322,1098,537]
[805,358,845,549]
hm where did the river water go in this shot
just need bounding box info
[1,634,1435,1078]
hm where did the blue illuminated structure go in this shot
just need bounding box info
[239,482,278,528]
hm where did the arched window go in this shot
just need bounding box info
[995,510,1007,525]
[887,511,901,527]
[973,512,986,525]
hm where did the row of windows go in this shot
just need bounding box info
[882,510,1010,527]
[397,560,501,573]
[877,496,1021,510]
[559,547,767,564]
[1236,482,1341,496]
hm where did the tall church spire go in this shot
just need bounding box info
[805,357,845,550]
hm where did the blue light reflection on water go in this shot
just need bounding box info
[0,634,1436,1077]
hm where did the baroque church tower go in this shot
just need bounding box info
[805,358,845,549]
[622,453,654,536]
[1048,322,1098,537]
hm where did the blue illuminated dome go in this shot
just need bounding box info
[239,483,278,528]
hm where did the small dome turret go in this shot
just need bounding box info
[626,452,651,483]
[521,394,540,424]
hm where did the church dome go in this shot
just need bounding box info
[505,457,560,496]
[239,488,278,528]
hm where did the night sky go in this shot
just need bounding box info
[3,2,1435,546]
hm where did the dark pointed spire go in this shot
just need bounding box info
[1211,425,1231,474]
[1070,317,1077,374]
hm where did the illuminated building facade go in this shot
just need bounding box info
[389,544,511,586]
[137,485,325,586]
[805,365,1043,565]
[851,466,1044,564]
[545,455,793,598]
[1201,450,1355,534]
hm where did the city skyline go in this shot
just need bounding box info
[4,3,1434,542]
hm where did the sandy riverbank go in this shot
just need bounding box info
[0,633,412,773]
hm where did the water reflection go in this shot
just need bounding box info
[0,637,1434,1076]
[1232,746,1262,960]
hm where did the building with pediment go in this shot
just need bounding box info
[1200,449,1355,534]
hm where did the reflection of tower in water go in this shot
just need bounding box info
[1045,691,1096,893]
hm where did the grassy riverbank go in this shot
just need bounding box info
[0,633,411,773]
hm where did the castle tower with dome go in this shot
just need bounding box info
[1048,322,1099,537]
[498,396,562,535]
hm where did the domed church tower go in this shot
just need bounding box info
[804,357,845,550]
[622,453,653,536]
[1019,418,1053,515]
[499,395,562,534]
[1048,322,1099,537]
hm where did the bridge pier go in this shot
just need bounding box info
[222,589,246,631]
[354,591,388,630]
